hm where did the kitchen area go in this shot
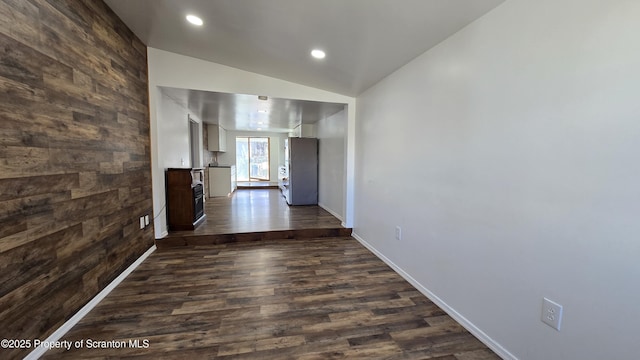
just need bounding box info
[154,86,348,238]
[164,122,329,235]
[204,124,237,198]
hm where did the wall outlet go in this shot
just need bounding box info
[144,215,150,226]
[139,217,145,230]
[541,297,563,331]
[395,226,402,240]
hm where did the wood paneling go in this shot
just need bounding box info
[42,237,500,359]
[0,0,153,358]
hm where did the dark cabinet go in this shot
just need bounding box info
[166,168,206,231]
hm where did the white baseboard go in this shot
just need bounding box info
[351,233,517,360]
[318,202,344,223]
[25,245,157,360]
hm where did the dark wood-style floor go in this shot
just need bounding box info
[41,189,500,359]
[160,189,350,247]
[170,189,344,236]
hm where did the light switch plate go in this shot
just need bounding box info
[139,217,145,229]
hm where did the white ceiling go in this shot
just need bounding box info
[105,0,505,131]
[160,87,346,132]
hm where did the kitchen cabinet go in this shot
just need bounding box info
[165,168,206,230]
[207,125,227,152]
[208,166,236,197]
[290,124,316,138]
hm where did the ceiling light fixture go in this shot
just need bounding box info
[258,109,267,114]
[311,49,326,59]
[186,15,203,26]
[258,95,268,101]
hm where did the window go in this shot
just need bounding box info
[236,137,270,181]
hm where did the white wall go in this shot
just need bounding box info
[152,89,203,238]
[317,108,347,222]
[148,48,357,231]
[157,91,190,169]
[353,0,640,359]
[217,130,288,182]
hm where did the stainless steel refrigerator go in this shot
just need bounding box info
[284,137,318,205]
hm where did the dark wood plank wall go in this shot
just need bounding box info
[0,0,153,358]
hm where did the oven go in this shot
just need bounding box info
[192,183,204,221]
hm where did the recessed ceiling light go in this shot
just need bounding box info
[186,15,203,26]
[311,49,326,59]
[258,122,264,125]
[258,109,267,114]
[258,95,268,101]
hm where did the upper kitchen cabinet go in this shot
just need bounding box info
[290,124,316,138]
[207,125,227,152]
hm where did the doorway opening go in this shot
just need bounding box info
[188,116,200,167]
[236,137,270,182]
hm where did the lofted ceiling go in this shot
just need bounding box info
[105,0,505,131]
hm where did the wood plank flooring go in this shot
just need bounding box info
[42,237,500,359]
[190,189,344,234]
[160,189,350,247]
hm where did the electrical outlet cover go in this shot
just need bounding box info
[395,226,402,240]
[541,297,563,331]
